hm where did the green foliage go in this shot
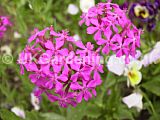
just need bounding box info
[41,112,65,120]
[142,78,160,96]
[0,109,22,120]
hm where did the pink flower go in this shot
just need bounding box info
[56,30,74,48]
[80,2,142,63]
[70,64,91,82]
[79,13,91,26]
[97,27,112,54]
[28,27,49,43]
[111,34,129,57]
[45,40,68,56]
[46,90,77,108]
[70,80,97,103]
[87,19,105,40]
[75,41,94,56]
[0,16,12,38]
[18,26,103,107]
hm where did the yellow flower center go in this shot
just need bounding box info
[134,5,149,19]
[128,69,141,86]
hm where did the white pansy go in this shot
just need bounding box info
[31,93,40,111]
[122,92,143,112]
[107,53,142,87]
[80,0,95,13]
[142,42,160,66]
[150,48,160,63]
[107,55,126,76]
[67,4,79,15]
[14,32,21,39]
[142,54,150,67]
[11,107,25,119]
[154,41,160,49]
[126,60,142,71]
[0,45,12,55]
[124,60,142,87]
[73,34,81,41]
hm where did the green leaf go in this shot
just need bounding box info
[16,10,27,34]
[0,109,22,120]
[26,111,44,120]
[149,115,160,120]
[43,0,53,14]
[85,104,101,118]
[142,80,160,96]
[41,112,65,120]
[30,0,45,13]
[66,102,87,120]
[115,105,134,120]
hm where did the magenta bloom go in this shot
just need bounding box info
[70,80,97,103]
[17,26,103,108]
[46,90,77,108]
[80,2,142,63]
[0,16,12,38]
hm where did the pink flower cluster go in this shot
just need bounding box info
[79,2,142,63]
[0,16,12,38]
[17,26,103,108]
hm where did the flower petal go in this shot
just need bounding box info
[107,55,125,76]
[122,92,143,111]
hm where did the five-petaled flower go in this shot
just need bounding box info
[17,26,103,107]
[80,2,142,63]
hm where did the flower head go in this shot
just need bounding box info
[80,0,95,13]
[11,107,25,119]
[14,31,22,39]
[67,4,79,15]
[142,41,160,66]
[124,60,142,87]
[0,16,12,38]
[122,92,143,112]
[17,26,103,107]
[122,1,160,31]
[80,2,142,63]
[107,51,142,87]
